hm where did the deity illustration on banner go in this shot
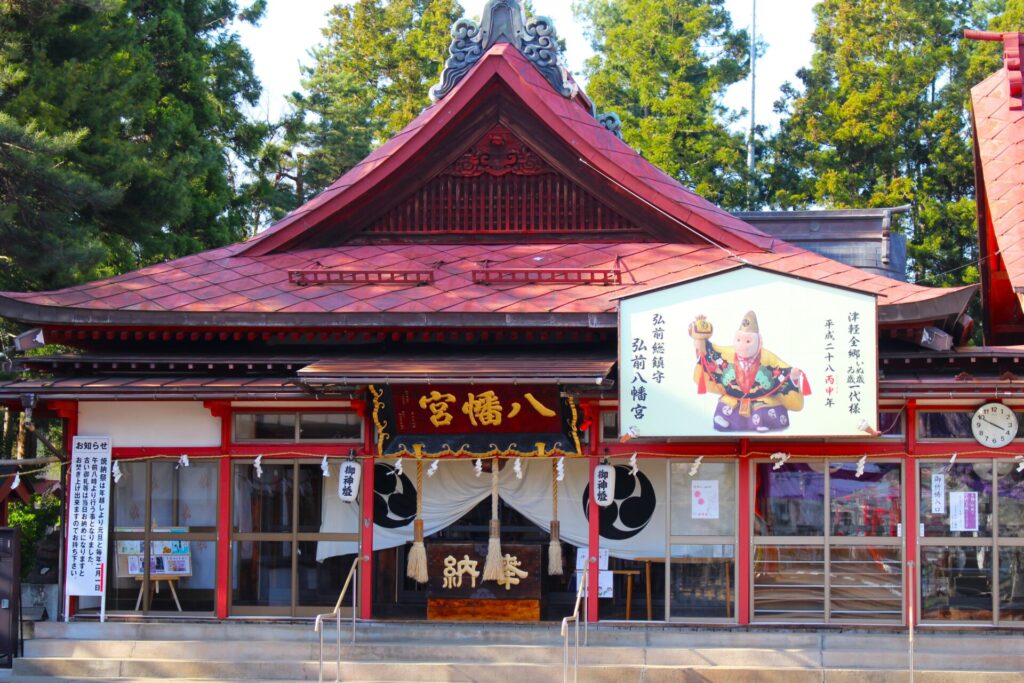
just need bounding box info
[689,310,811,433]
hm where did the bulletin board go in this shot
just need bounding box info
[114,528,193,578]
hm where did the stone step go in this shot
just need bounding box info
[9,663,1024,683]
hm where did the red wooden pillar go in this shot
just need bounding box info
[904,399,918,627]
[587,455,599,622]
[737,455,752,625]
[359,457,374,620]
[206,401,232,620]
[216,456,232,619]
[54,403,78,621]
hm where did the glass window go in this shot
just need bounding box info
[753,546,825,621]
[233,464,293,533]
[997,463,1024,537]
[918,412,973,439]
[150,461,218,531]
[830,546,901,621]
[235,413,295,441]
[755,463,825,537]
[919,463,993,538]
[670,462,735,536]
[999,547,1024,622]
[921,546,993,621]
[297,546,357,609]
[232,540,292,607]
[878,411,905,437]
[601,412,618,441]
[669,544,734,619]
[830,463,901,537]
[299,413,361,441]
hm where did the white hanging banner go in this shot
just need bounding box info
[320,458,668,562]
[338,460,361,503]
[65,436,112,622]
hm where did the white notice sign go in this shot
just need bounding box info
[65,436,112,610]
[949,491,979,532]
[931,474,946,514]
[575,548,613,598]
[691,480,720,520]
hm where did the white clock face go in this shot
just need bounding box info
[972,403,1019,449]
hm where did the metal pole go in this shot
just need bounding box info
[747,0,757,203]
[908,560,915,683]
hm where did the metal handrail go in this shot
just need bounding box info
[314,555,362,683]
[561,570,590,683]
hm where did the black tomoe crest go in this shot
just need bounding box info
[582,465,656,540]
[373,463,417,529]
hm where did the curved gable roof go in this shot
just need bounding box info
[241,43,777,256]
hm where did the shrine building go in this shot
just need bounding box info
[3,2,1024,629]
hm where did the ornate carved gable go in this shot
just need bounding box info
[358,125,647,240]
[446,125,549,177]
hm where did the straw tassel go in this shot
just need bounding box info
[548,460,563,575]
[406,460,428,584]
[483,460,503,581]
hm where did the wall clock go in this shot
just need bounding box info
[972,403,1018,449]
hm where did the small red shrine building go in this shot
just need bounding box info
[0,2,1023,628]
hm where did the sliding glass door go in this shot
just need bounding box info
[753,461,903,623]
[231,460,360,617]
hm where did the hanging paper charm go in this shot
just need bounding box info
[321,456,330,478]
[427,460,439,478]
[253,455,263,479]
[177,454,190,469]
[394,457,404,478]
[11,472,20,491]
[474,458,483,477]
[689,456,703,477]
[555,456,565,482]
[513,457,523,480]
[629,452,639,476]
[593,462,616,507]
[112,461,123,483]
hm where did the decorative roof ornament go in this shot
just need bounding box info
[965,30,1024,111]
[595,111,623,140]
[431,0,576,101]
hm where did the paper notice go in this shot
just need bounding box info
[950,491,979,532]
[931,474,946,514]
[692,480,720,520]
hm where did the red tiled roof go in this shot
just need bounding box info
[0,239,975,326]
[0,38,975,329]
[973,66,1024,294]
[241,43,776,255]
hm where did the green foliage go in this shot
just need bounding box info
[574,0,753,209]
[0,0,267,287]
[764,0,1007,285]
[289,0,463,197]
[9,494,61,580]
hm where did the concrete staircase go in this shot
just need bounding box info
[9,619,1024,682]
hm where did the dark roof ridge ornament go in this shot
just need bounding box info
[432,0,575,101]
[431,0,624,140]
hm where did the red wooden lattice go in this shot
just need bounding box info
[289,270,435,286]
[472,269,622,285]
[363,125,643,237]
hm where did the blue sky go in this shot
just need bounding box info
[237,0,817,131]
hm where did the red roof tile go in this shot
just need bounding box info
[0,241,972,326]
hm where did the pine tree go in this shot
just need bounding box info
[765,0,1006,285]
[1,0,267,278]
[0,1,115,290]
[573,0,752,208]
[291,0,463,196]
